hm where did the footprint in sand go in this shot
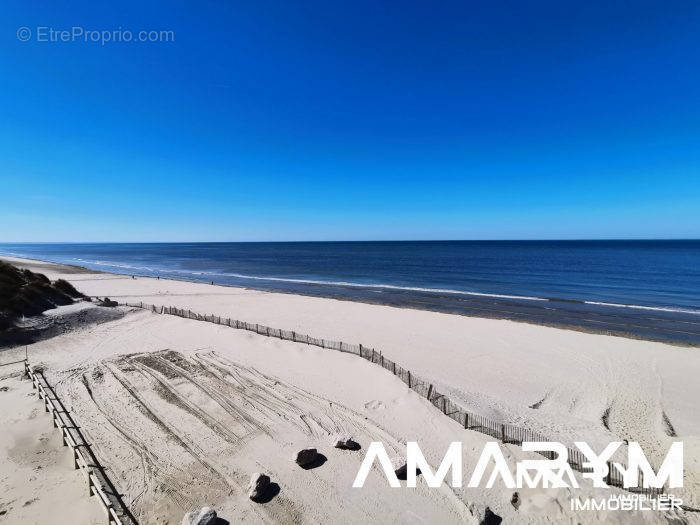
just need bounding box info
[364,400,385,410]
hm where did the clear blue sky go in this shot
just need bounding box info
[2,1,699,241]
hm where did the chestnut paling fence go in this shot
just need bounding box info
[121,299,666,498]
[23,361,138,525]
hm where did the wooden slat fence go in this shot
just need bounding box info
[119,300,664,498]
[24,361,138,525]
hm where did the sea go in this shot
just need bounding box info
[1,241,699,345]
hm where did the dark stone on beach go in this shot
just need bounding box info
[294,448,319,467]
[391,457,421,481]
[182,506,217,525]
[248,473,270,502]
[394,463,407,479]
[99,297,118,307]
[481,507,502,525]
[332,436,360,450]
[510,491,521,510]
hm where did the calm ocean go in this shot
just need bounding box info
[2,241,699,343]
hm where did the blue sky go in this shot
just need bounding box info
[2,1,699,241]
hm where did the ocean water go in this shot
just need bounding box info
[2,241,699,343]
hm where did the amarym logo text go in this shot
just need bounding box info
[352,441,683,489]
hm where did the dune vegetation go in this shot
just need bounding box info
[0,260,84,332]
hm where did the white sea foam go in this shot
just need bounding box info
[71,258,549,301]
[211,273,550,301]
[584,301,700,315]
[97,263,700,315]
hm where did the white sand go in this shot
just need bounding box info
[0,369,105,524]
[1,256,698,523]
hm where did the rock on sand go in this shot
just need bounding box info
[248,472,271,502]
[332,436,360,450]
[294,448,319,467]
[182,506,217,525]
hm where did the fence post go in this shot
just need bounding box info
[427,384,433,400]
[292,331,296,342]
[464,413,469,429]
[359,344,363,358]
[408,371,412,388]
[501,424,506,442]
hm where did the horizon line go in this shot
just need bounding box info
[1,238,699,244]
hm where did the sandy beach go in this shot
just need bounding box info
[0,368,105,524]
[1,256,698,524]
[6,1,700,522]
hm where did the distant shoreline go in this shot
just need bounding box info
[3,254,699,347]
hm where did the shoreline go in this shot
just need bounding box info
[3,254,699,347]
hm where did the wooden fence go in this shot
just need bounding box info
[24,361,138,525]
[120,300,664,497]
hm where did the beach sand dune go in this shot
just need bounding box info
[13,311,479,523]
[1,256,698,523]
[0,306,686,523]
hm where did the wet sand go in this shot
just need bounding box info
[259,281,700,346]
